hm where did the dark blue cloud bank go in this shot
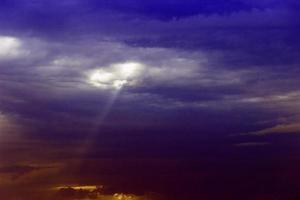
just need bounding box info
[0,1,300,200]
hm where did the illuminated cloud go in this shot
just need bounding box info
[88,62,144,90]
[53,186,160,200]
[234,91,300,135]
[239,91,300,105]
[249,122,300,135]
[0,36,26,59]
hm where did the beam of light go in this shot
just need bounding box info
[75,62,144,158]
[69,62,145,197]
[75,89,120,158]
[68,62,144,191]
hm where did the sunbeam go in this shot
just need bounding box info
[76,62,144,158]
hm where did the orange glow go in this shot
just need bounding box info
[113,193,136,200]
[54,185,103,191]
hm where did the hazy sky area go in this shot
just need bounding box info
[0,1,300,200]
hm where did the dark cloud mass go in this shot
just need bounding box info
[0,0,300,200]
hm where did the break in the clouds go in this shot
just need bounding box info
[0,1,300,200]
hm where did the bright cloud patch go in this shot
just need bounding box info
[89,62,144,89]
[0,36,25,59]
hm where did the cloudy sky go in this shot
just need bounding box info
[0,1,300,200]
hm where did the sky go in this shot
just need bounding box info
[0,0,300,200]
